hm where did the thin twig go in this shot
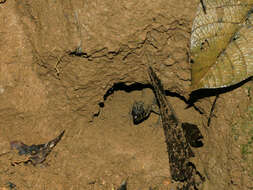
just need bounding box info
[200,0,207,14]
[207,95,219,126]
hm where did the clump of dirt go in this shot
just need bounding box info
[0,0,252,189]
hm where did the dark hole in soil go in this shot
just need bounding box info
[98,102,104,108]
[93,82,153,118]
[103,82,153,101]
[102,82,204,116]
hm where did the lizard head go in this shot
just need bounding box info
[131,101,150,124]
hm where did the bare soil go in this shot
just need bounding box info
[0,0,252,190]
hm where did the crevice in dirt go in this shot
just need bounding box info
[68,42,145,62]
[103,82,153,101]
[100,82,205,118]
[92,110,101,119]
[67,21,189,63]
[92,102,105,119]
[69,47,122,60]
[98,102,105,108]
[92,82,153,120]
[69,48,90,58]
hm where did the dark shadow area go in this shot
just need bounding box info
[98,102,104,108]
[186,162,205,181]
[93,82,153,118]
[189,77,253,104]
[102,82,205,115]
[92,103,104,118]
[103,82,153,101]
[207,94,219,127]
[117,180,127,190]
[182,123,204,148]
[165,90,204,114]
[186,162,206,189]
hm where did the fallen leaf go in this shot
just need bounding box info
[191,0,253,90]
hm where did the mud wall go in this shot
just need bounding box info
[0,0,252,189]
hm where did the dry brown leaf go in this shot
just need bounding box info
[190,0,253,90]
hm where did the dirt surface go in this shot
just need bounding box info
[0,0,252,189]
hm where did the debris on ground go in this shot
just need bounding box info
[9,130,65,166]
[117,179,127,190]
[148,65,205,189]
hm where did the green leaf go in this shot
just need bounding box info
[190,0,253,90]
